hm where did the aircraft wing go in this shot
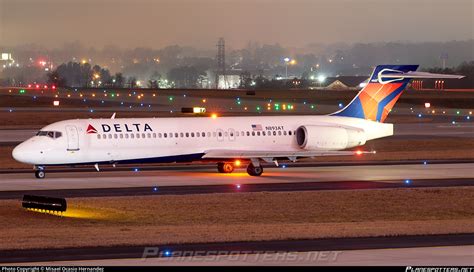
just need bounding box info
[202,149,375,163]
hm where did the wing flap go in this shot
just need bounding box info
[203,149,375,159]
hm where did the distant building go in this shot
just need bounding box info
[411,77,474,90]
[1,53,15,69]
[310,76,368,90]
[218,74,241,89]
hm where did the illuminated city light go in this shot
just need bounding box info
[211,113,218,119]
[236,184,241,189]
[53,101,60,106]
[234,160,241,166]
[424,102,431,108]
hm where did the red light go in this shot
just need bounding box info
[52,85,56,89]
[36,84,40,89]
[356,150,363,155]
[28,84,32,88]
[43,85,48,89]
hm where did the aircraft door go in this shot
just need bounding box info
[65,125,80,151]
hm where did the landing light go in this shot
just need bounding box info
[356,150,363,155]
[234,160,241,166]
[211,113,218,119]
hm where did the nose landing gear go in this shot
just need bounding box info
[34,166,45,179]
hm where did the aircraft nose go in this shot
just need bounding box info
[12,143,29,163]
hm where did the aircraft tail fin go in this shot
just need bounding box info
[331,65,463,123]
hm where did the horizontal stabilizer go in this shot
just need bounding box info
[378,71,464,84]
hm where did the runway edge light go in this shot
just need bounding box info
[22,194,67,213]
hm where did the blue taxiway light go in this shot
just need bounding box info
[418,114,422,118]
[163,250,171,257]
[405,179,412,184]
[423,161,427,165]
[153,187,158,192]
[134,168,139,172]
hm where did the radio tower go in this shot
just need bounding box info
[216,37,226,89]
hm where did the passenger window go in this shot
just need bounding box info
[202,132,205,137]
[147,133,151,138]
[136,133,140,139]
[180,133,184,137]
[114,134,118,139]
[125,134,129,139]
[191,132,195,137]
[207,132,211,137]
[289,131,292,136]
[278,131,282,136]
[153,133,156,138]
[246,131,250,136]
[158,133,162,138]
[257,131,260,136]
[175,133,178,138]
[273,131,276,136]
[283,131,287,136]
[230,132,234,137]
[186,132,189,137]
[252,131,255,136]
[120,134,123,139]
[164,133,167,138]
[213,132,216,137]
[169,133,173,138]
[196,132,200,137]
[262,131,266,136]
[97,134,101,139]
[108,134,112,139]
[218,132,222,137]
[131,134,134,139]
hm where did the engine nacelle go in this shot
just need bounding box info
[296,125,367,150]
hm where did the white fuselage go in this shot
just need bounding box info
[12,115,393,166]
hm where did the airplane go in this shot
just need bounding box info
[12,65,463,178]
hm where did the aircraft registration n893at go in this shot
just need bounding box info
[12,65,463,178]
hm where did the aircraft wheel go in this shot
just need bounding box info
[247,164,263,176]
[35,170,45,179]
[217,162,234,173]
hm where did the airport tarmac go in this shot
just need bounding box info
[8,246,472,266]
[2,234,473,265]
[0,163,472,193]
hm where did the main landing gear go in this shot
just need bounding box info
[34,166,45,179]
[217,162,234,174]
[217,161,263,176]
[246,163,263,176]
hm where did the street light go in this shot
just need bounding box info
[284,58,290,78]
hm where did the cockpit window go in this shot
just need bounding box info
[36,131,63,139]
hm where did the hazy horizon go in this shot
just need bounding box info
[1,0,472,49]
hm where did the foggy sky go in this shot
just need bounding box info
[1,0,473,49]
